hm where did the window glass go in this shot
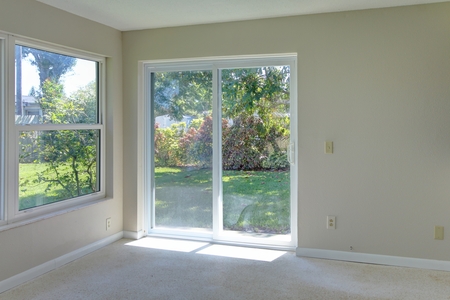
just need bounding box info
[15,45,98,125]
[14,44,101,211]
[19,129,100,210]
[152,70,213,230]
[143,56,297,248]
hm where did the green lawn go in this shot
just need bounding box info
[19,164,291,234]
[155,167,290,234]
[19,163,95,211]
[19,163,69,210]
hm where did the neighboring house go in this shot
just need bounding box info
[15,95,42,124]
[22,95,42,116]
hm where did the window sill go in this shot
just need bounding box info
[0,197,113,233]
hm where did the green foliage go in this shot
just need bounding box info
[33,130,98,198]
[177,127,198,165]
[38,80,97,124]
[154,122,187,167]
[189,116,213,168]
[155,116,232,169]
[223,67,290,156]
[19,80,99,204]
[154,67,290,123]
[154,71,212,120]
[262,151,289,170]
[189,118,203,130]
[221,67,290,119]
[152,66,291,171]
[222,116,267,170]
[154,115,289,171]
[19,163,70,210]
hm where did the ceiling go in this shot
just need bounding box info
[37,0,449,31]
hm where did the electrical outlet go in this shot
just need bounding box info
[106,218,111,231]
[327,215,336,229]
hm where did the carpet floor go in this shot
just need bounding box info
[2,237,450,300]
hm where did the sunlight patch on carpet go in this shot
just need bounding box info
[197,244,286,262]
[125,237,209,252]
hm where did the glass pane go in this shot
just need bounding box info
[153,70,213,230]
[221,66,291,236]
[19,130,100,210]
[15,45,98,125]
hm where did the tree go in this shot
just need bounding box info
[20,80,98,200]
[154,71,212,120]
[222,67,290,153]
[17,46,99,203]
[21,46,77,89]
[151,67,291,170]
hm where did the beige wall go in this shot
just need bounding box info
[0,0,123,281]
[123,3,450,260]
[1,0,449,284]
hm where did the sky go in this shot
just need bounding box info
[21,56,96,97]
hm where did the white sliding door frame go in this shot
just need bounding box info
[139,54,298,249]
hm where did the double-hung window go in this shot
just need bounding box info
[3,36,105,223]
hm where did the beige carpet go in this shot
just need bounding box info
[2,237,450,300]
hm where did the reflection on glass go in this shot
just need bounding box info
[221,66,291,235]
[19,130,100,210]
[15,45,98,125]
[153,70,213,230]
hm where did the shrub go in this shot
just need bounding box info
[178,126,197,165]
[189,116,213,168]
[222,116,267,170]
[262,151,289,170]
[154,122,186,167]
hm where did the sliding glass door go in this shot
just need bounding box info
[151,69,213,234]
[220,66,292,243]
[144,56,297,247]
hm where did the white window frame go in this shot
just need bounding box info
[0,33,6,225]
[2,34,106,225]
[138,54,298,249]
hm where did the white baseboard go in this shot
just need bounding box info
[0,232,123,294]
[296,247,450,272]
[123,230,146,240]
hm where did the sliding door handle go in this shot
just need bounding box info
[288,142,295,165]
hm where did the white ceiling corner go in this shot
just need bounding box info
[37,0,450,31]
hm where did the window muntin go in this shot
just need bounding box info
[4,37,105,220]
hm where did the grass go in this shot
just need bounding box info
[20,164,291,234]
[19,163,95,211]
[155,166,290,234]
[19,163,69,210]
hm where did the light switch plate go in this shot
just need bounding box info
[325,141,333,154]
[434,226,444,240]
